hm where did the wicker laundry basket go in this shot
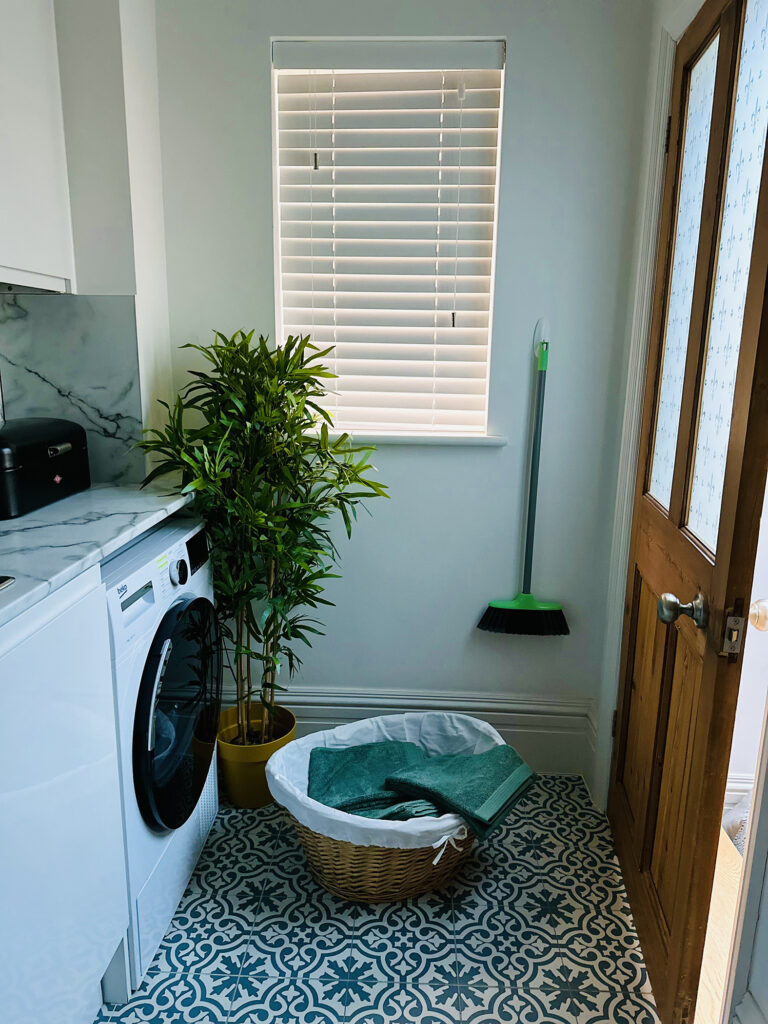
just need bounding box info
[289,813,474,902]
[266,711,503,903]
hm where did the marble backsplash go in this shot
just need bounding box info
[0,292,144,483]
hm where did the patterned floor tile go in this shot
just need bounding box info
[228,975,349,1023]
[577,987,660,1023]
[530,982,661,1024]
[106,971,236,1023]
[508,878,590,937]
[449,864,521,908]
[454,916,563,989]
[533,776,596,810]
[255,867,318,912]
[507,825,569,870]
[195,812,284,890]
[456,843,539,885]
[550,860,631,909]
[557,925,651,993]
[242,888,356,979]
[344,981,462,1024]
[460,977,659,1023]
[152,885,261,975]
[178,874,265,916]
[459,981,655,1023]
[351,899,458,986]
[94,775,658,1024]
[459,983,573,1023]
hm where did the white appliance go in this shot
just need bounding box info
[101,518,221,992]
[0,569,128,1024]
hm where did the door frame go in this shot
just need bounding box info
[598,0,768,1019]
[720,221,768,1024]
[727,592,768,1024]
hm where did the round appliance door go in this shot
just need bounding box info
[133,596,222,832]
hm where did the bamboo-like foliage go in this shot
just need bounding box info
[138,330,387,745]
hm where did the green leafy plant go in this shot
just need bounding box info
[139,330,387,745]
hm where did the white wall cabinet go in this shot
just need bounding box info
[53,0,137,296]
[0,569,128,1024]
[0,0,75,291]
[0,0,170,307]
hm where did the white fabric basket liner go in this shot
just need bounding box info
[266,711,505,849]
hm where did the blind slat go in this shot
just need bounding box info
[277,89,501,112]
[279,128,499,148]
[282,261,492,275]
[281,238,493,259]
[279,220,495,241]
[280,184,496,203]
[280,204,495,225]
[275,61,501,435]
[284,292,490,310]
[279,148,498,169]
[279,109,499,129]
[281,167,496,187]
[283,309,490,329]
[315,407,487,426]
[275,66,503,88]
[283,347,490,365]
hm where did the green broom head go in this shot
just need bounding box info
[478,592,569,636]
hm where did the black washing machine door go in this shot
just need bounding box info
[133,596,222,832]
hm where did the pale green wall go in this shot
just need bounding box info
[154,0,654,790]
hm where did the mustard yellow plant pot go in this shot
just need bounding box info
[217,705,296,809]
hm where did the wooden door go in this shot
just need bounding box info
[608,0,768,1020]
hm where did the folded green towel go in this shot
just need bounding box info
[308,740,441,819]
[386,744,536,839]
[332,794,440,820]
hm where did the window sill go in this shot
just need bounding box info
[327,432,508,447]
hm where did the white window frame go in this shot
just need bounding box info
[270,37,507,445]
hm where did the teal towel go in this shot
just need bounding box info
[307,740,441,819]
[386,744,536,839]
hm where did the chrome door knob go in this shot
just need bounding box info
[657,591,709,629]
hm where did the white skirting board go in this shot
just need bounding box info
[284,688,597,788]
[734,989,768,1024]
[726,773,756,810]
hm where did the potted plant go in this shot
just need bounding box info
[139,330,387,808]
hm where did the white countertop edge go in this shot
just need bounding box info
[0,484,193,630]
[87,490,192,565]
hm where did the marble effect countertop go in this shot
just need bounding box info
[0,483,192,628]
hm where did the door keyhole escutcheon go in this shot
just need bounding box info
[657,592,709,629]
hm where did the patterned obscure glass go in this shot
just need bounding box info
[688,0,768,551]
[648,37,720,508]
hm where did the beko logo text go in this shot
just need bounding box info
[117,584,128,598]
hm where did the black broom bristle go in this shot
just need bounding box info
[477,605,570,636]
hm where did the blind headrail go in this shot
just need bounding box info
[272,38,505,71]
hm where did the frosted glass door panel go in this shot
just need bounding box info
[649,37,720,509]
[688,0,768,551]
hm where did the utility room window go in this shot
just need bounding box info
[272,39,505,438]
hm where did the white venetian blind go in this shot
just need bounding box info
[273,41,504,435]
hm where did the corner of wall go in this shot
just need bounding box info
[118,0,174,439]
[591,24,678,815]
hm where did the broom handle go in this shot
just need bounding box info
[522,342,548,594]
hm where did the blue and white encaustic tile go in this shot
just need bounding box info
[96,775,659,1023]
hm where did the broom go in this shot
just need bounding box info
[478,320,569,636]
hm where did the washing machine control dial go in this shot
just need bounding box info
[169,558,189,586]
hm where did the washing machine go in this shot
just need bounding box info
[101,517,222,991]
